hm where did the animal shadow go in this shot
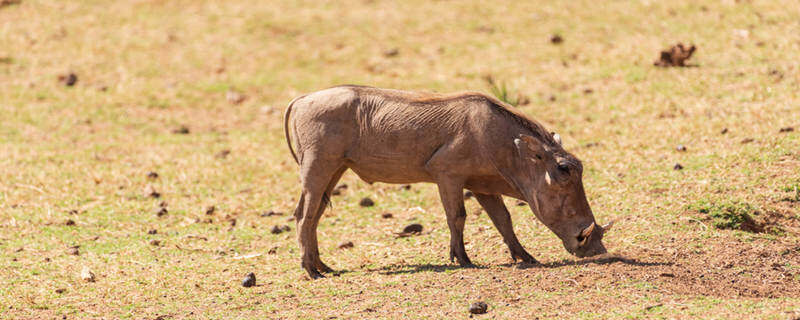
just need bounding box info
[370,256,670,275]
[509,255,673,269]
[372,263,487,275]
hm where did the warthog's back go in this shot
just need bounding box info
[288,85,510,184]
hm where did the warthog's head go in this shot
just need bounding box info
[513,134,612,258]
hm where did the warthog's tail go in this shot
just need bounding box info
[283,94,306,165]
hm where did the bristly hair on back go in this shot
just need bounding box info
[336,84,557,146]
[477,94,557,146]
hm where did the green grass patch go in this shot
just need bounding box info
[688,200,763,233]
[485,76,524,107]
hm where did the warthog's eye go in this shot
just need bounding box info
[557,163,570,174]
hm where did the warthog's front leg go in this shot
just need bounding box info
[473,193,538,264]
[434,179,473,267]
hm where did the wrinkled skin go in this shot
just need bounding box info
[284,85,612,279]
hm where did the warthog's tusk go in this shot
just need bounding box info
[581,222,595,238]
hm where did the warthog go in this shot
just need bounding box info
[284,85,612,278]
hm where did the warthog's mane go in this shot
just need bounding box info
[336,84,556,146]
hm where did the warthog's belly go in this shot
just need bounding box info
[345,155,433,184]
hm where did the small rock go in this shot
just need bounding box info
[229,219,237,227]
[159,201,168,208]
[402,223,423,234]
[673,163,684,170]
[271,225,290,234]
[550,34,563,44]
[155,207,168,217]
[205,206,216,215]
[226,90,247,105]
[779,127,794,133]
[55,288,66,294]
[359,197,374,207]
[58,72,78,86]
[147,229,157,235]
[381,212,393,219]
[469,301,488,314]
[741,138,754,144]
[464,191,474,199]
[172,125,190,134]
[149,239,160,246]
[383,48,399,57]
[241,272,256,287]
[338,241,354,249]
[261,210,282,217]
[146,171,159,179]
[720,128,729,134]
[215,149,231,159]
[267,246,278,254]
[65,219,76,226]
[67,246,79,256]
[80,266,95,282]
[676,144,687,152]
[144,186,161,198]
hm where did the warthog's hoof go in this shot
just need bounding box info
[307,270,325,280]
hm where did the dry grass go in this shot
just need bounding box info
[1,0,799,318]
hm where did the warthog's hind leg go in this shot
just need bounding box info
[474,193,538,264]
[295,158,346,279]
[312,166,346,274]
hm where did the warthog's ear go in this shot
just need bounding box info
[552,132,562,146]
[514,135,544,159]
[601,220,614,233]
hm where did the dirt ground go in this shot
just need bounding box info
[1,0,799,319]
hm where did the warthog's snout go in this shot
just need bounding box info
[565,221,613,258]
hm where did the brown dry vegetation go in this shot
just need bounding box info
[1,0,799,319]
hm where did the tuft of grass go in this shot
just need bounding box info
[779,183,800,202]
[484,75,524,107]
[688,200,763,232]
